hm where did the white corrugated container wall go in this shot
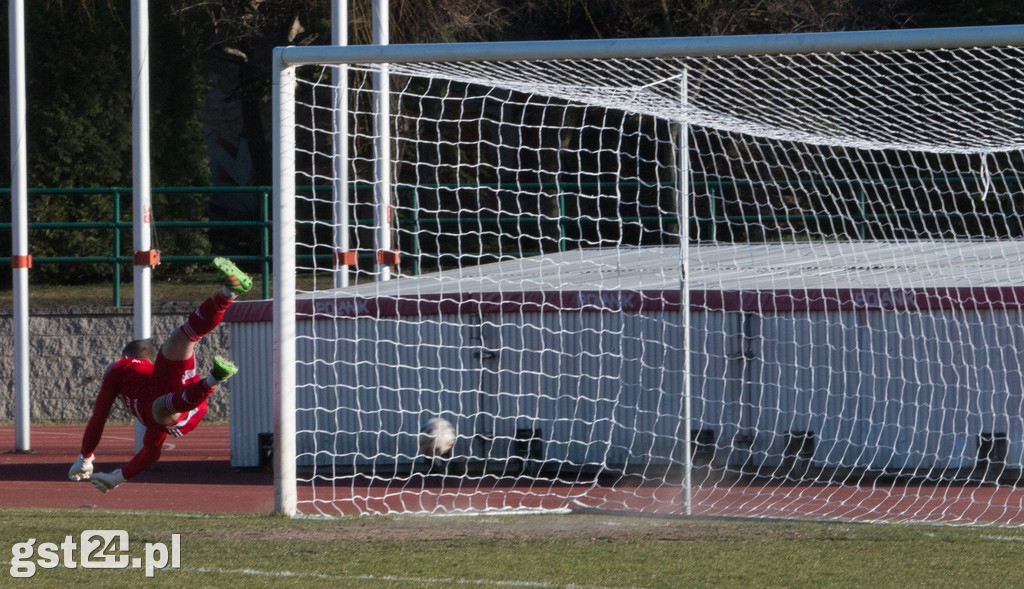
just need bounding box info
[733,308,1024,474]
[226,299,1024,475]
[228,321,274,468]
[292,316,472,469]
[479,309,687,471]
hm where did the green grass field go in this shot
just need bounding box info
[3,507,1023,588]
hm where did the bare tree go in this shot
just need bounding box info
[351,0,511,44]
[498,0,911,40]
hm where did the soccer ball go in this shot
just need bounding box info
[419,417,456,457]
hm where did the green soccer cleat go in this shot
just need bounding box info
[213,257,252,294]
[211,355,239,382]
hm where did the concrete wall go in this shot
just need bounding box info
[0,304,230,423]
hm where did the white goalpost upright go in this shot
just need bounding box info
[273,59,299,516]
[271,25,1024,522]
[677,69,693,515]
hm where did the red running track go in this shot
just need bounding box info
[1,425,274,513]
[6,424,1024,525]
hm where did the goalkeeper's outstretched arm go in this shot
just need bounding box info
[69,376,119,482]
[70,373,166,493]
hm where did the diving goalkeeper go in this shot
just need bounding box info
[68,257,251,493]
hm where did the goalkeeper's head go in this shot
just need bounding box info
[122,339,157,363]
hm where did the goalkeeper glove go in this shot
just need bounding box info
[90,469,126,494]
[68,454,94,481]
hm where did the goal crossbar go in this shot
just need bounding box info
[275,24,1024,66]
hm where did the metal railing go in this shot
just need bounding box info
[3,177,1020,306]
[1,186,273,305]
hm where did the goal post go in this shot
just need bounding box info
[271,25,1024,522]
[272,54,298,516]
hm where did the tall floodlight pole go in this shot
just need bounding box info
[132,0,156,450]
[373,0,393,281]
[332,1,351,288]
[9,0,30,452]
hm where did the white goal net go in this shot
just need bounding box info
[270,26,1024,523]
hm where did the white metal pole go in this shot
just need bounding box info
[278,24,1024,65]
[272,50,298,517]
[372,0,392,281]
[678,71,693,515]
[131,0,153,338]
[9,0,30,452]
[332,0,351,288]
[132,0,154,452]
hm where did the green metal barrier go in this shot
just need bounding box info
[1,186,273,306]
[1,177,1019,307]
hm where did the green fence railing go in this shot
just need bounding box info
[3,177,1021,307]
[1,186,273,306]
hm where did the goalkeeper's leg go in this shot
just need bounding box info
[153,356,239,425]
[161,257,251,363]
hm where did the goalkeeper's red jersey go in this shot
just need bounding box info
[79,355,206,478]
